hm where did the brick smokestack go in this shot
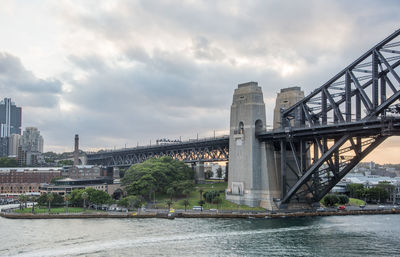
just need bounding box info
[74,134,79,166]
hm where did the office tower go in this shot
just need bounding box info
[8,133,21,157]
[20,127,44,153]
[0,98,22,137]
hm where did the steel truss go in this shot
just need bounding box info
[87,136,229,167]
[276,29,400,205]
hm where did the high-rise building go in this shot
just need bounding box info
[20,127,44,153]
[0,98,22,138]
[8,133,21,157]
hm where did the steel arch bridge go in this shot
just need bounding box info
[87,29,400,208]
[257,29,400,205]
[87,136,229,167]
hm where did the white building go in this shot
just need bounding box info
[20,127,43,153]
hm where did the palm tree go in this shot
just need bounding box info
[166,187,175,201]
[182,199,190,212]
[81,192,89,210]
[30,196,37,214]
[166,200,173,210]
[18,195,25,210]
[182,189,190,199]
[47,193,54,213]
[64,194,71,213]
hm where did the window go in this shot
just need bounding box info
[239,122,244,134]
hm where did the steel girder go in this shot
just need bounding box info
[274,29,400,205]
[87,136,229,167]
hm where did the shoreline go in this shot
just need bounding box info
[2,209,400,219]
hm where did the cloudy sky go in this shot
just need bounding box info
[0,0,400,163]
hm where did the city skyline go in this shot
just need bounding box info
[1,1,400,163]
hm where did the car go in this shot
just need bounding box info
[337,205,346,210]
[359,205,366,209]
[378,205,385,210]
[192,206,203,211]
[316,207,325,212]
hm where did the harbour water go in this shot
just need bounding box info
[1,214,400,256]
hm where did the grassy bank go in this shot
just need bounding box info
[153,182,265,211]
[15,207,100,214]
[349,198,366,206]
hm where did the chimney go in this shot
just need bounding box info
[74,134,79,166]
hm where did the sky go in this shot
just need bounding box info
[0,0,400,163]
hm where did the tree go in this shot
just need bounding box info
[118,196,145,210]
[338,195,349,205]
[212,197,221,209]
[122,157,194,200]
[81,192,89,209]
[182,189,191,199]
[167,187,175,201]
[57,160,74,166]
[0,157,17,167]
[182,199,190,211]
[216,167,223,179]
[166,200,173,210]
[347,183,364,199]
[18,195,27,210]
[47,193,54,212]
[322,194,339,206]
[30,196,37,213]
[64,194,71,213]
[199,189,203,201]
[205,170,214,179]
[198,200,205,211]
[203,190,220,203]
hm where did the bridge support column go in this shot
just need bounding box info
[194,161,205,183]
[226,82,281,209]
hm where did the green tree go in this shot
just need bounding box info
[0,157,17,167]
[322,194,339,206]
[18,195,27,210]
[216,167,223,179]
[30,196,37,213]
[212,197,221,209]
[47,193,54,212]
[166,200,173,210]
[337,195,349,205]
[81,192,89,209]
[117,196,145,210]
[347,183,364,198]
[167,187,175,201]
[57,160,74,166]
[203,190,220,203]
[182,189,191,199]
[122,157,194,199]
[125,174,157,198]
[182,199,190,211]
[64,194,71,213]
[198,200,205,211]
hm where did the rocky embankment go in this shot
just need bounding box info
[1,209,400,219]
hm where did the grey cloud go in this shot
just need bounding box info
[0,52,62,107]
[36,0,400,153]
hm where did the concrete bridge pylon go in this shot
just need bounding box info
[226,82,281,210]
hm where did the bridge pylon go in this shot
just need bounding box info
[226,82,281,209]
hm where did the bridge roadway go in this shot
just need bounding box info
[257,117,400,140]
[87,117,400,168]
[87,136,229,167]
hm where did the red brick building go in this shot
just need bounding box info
[0,167,62,194]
